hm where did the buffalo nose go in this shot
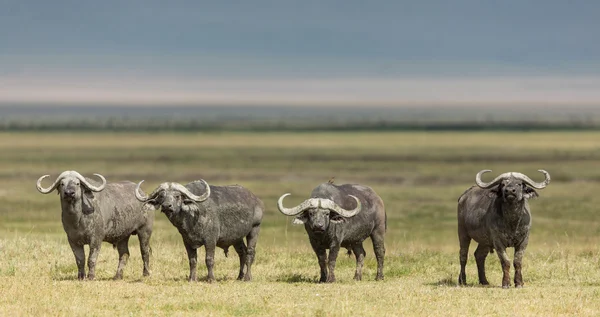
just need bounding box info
[65,190,75,197]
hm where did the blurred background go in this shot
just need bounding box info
[1,1,600,129]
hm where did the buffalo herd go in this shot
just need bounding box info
[36,169,550,288]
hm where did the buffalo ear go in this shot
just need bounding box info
[486,184,501,198]
[330,214,345,224]
[142,200,159,211]
[82,190,95,214]
[292,213,308,225]
[523,184,539,199]
[181,201,200,213]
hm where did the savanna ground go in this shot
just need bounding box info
[1,131,600,316]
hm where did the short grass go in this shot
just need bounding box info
[1,131,600,316]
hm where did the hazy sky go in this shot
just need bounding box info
[1,1,599,106]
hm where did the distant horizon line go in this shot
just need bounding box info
[1,75,600,107]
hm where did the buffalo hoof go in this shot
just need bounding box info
[87,274,95,280]
[77,273,85,280]
[515,284,524,289]
[480,281,489,285]
[353,275,362,281]
[375,274,384,281]
[502,285,510,289]
[243,274,252,282]
[143,271,150,277]
[113,274,123,281]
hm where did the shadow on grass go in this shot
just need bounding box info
[424,276,457,287]
[127,277,151,283]
[276,273,317,284]
[52,275,79,281]
[166,275,234,283]
[52,275,119,282]
[425,277,499,288]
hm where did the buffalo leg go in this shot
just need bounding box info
[137,229,152,277]
[309,238,328,283]
[68,239,86,280]
[316,249,327,282]
[244,225,260,281]
[184,241,198,282]
[474,244,490,285]
[87,240,102,280]
[513,245,527,288]
[458,234,470,285]
[326,244,340,283]
[205,245,216,283]
[371,230,386,281]
[233,241,247,280]
[352,243,366,281]
[495,246,511,289]
[114,237,130,280]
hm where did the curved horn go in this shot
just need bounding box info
[475,170,512,189]
[277,194,318,216]
[171,180,210,202]
[36,174,61,194]
[510,170,551,189]
[476,169,551,190]
[320,195,362,218]
[72,172,106,192]
[135,180,150,202]
[135,181,170,202]
[36,170,106,194]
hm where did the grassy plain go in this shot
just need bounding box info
[1,131,600,316]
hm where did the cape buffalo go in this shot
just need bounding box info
[277,183,386,283]
[135,180,263,282]
[36,171,154,280]
[457,169,551,288]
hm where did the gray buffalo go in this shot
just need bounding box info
[36,171,154,280]
[457,169,551,288]
[277,183,386,282]
[135,180,263,282]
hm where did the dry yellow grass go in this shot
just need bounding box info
[1,131,600,316]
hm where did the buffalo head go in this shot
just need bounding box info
[277,194,361,233]
[475,169,551,203]
[37,171,107,212]
[135,180,210,215]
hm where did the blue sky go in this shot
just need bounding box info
[1,1,599,106]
